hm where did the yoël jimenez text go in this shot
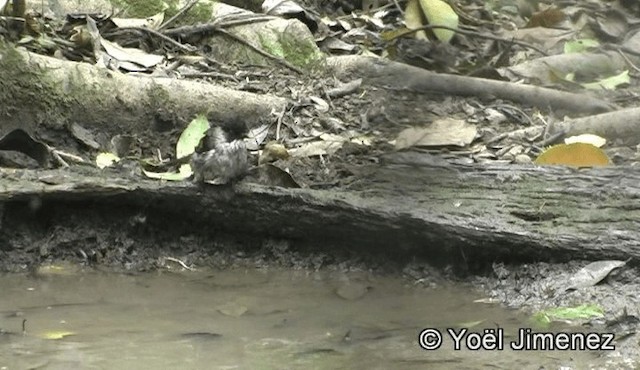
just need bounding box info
[509,328,614,350]
[446,328,615,351]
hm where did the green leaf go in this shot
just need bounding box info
[179,163,193,177]
[564,39,599,54]
[532,304,604,327]
[143,114,208,181]
[583,70,630,90]
[177,114,210,159]
[95,152,120,169]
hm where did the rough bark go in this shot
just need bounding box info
[326,55,614,116]
[0,44,287,137]
[2,155,638,265]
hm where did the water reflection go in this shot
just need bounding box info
[0,268,598,369]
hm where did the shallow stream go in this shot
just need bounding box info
[0,268,603,369]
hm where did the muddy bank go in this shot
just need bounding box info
[1,193,440,273]
[3,194,640,368]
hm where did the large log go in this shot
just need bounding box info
[2,154,637,265]
[0,43,286,139]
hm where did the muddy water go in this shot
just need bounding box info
[0,269,601,369]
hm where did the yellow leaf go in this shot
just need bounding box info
[142,169,190,181]
[418,0,458,43]
[405,0,429,40]
[36,263,80,276]
[534,143,610,168]
[39,330,76,340]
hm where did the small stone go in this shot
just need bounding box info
[335,283,370,300]
[514,154,532,164]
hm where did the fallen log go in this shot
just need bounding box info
[0,43,286,140]
[2,154,638,266]
[326,55,615,116]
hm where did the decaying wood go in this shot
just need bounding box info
[2,156,638,264]
[0,43,613,139]
[548,107,640,145]
[326,55,615,116]
[0,45,287,136]
[0,43,615,145]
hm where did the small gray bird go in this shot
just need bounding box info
[190,126,248,185]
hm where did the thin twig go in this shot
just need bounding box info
[180,71,239,81]
[615,47,640,73]
[161,17,304,74]
[321,85,336,111]
[113,27,197,52]
[164,256,195,271]
[159,0,199,31]
[391,0,404,15]
[275,107,286,141]
[539,129,566,147]
[214,27,304,74]
[54,150,86,164]
[163,14,277,37]
[392,25,549,56]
